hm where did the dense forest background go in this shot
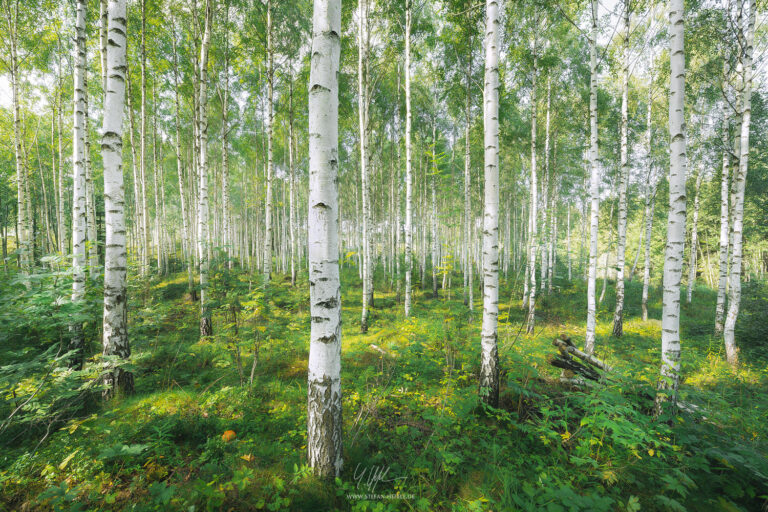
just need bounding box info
[1,0,767,510]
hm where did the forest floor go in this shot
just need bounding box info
[1,265,768,511]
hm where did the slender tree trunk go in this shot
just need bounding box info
[197,0,213,336]
[404,0,413,317]
[5,0,30,272]
[464,45,473,311]
[102,0,132,398]
[641,80,655,321]
[222,0,232,269]
[58,44,66,256]
[656,0,687,412]
[715,141,730,334]
[526,40,538,334]
[70,0,88,369]
[567,206,572,280]
[171,20,195,298]
[479,0,500,407]
[612,2,630,337]
[140,0,149,275]
[540,76,550,293]
[289,71,297,284]
[431,121,439,299]
[686,169,703,303]
[85,68,98,278]
[359,0,371,333]
[724,0,755,367]
[584,0,600,355]
[307,0,342,477]
[263,0,274,287]
[152,83,162,275]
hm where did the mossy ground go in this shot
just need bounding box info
[1,264,767,511]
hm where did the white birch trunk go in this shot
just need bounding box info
[359,0,372,332]
[139,0,149,275]
[307,0,342,477]
[198,0,213,336]
[527,45,538,334]
[463,48,473,310]
[641,80,655,321]
[404,0,413,317]
[584,0,600,355]
[479,0,500,407]
[171,20,195,297]
[686,169,703,303]
[70,0,88,368]
[612,2,630,337]
[714,142,730,334]
[102,0,132,397]
[657,0,687,409]
[723,0,755,367]
[263,0,274,287]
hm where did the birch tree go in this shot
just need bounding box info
[359,0,372,333]
[723,0,755,367]
[479,0,500,407]
[263,0,274,287]
[197,0,213,337]
[404,0,413,318]
[526,34,538,334]
[102,0,132,398]
[686,168,703,303]
[584,0,600,355]
[714,116,730,334]
[612,1,630,337]
[657,0,687,410]
[70,0,87,369]
[307,0,342,477]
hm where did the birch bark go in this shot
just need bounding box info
[102,0,132,398]
[307,0,342,477]
[479,0,500,407]
[70,0,88,368]
[657,0,687,410]
[584,0,600,355]
[612,1,630,337]
[723,0,755,367]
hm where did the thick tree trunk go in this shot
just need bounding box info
[404,0,413,317]
[197,0,213,337]
[479,0,500,407]
[724,0,755,367]
[307,0,342,477]
[612,2,630,337]
[102,0,133,398]
[70,0,88,369]
[585,0,600,355]
[657,0,687,412]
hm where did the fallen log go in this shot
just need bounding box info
[552,335,614,373]
[549,355,602,382]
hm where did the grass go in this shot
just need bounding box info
[1,261,767,511]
